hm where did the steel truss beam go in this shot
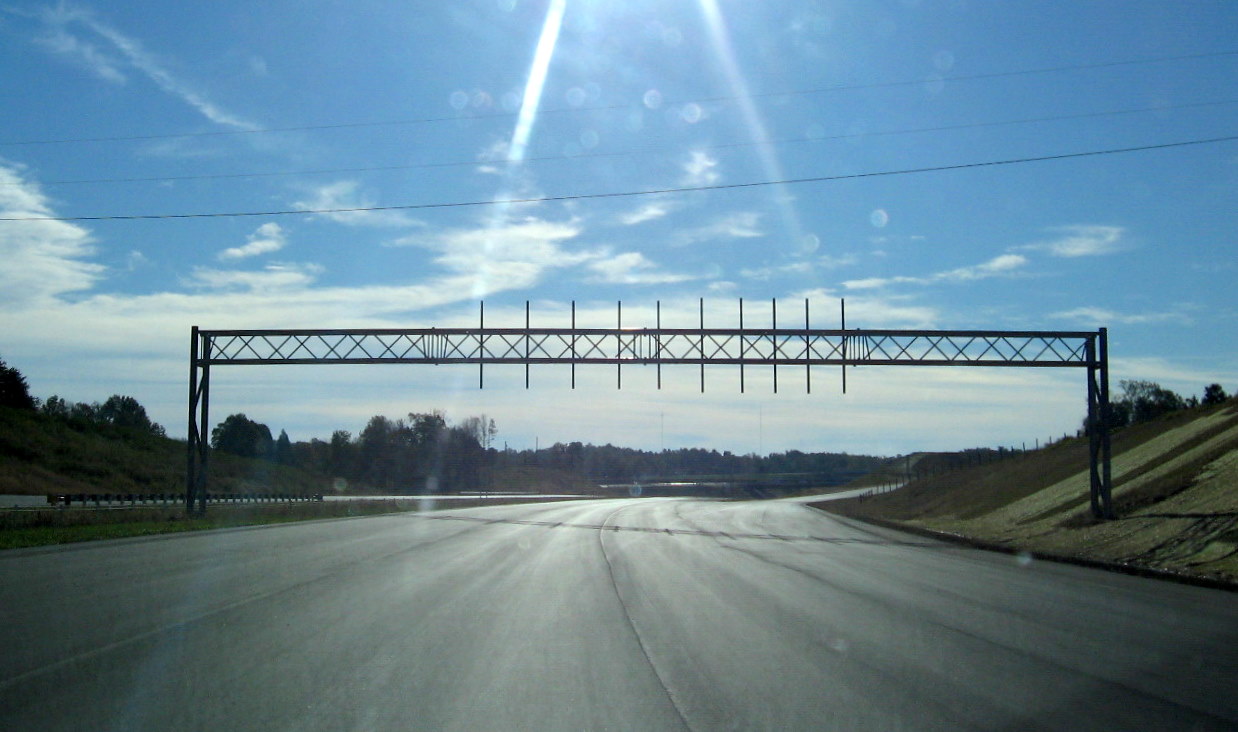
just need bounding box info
[188,300,1113,519]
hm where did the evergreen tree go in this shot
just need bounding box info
[0,355,36,410]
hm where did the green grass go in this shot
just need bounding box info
[0,501,424,550]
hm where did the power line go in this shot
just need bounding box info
[3,135,1233,223]
[21,99,1238,188]
[2,49,1234,147]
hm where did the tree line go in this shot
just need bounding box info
[490,441,887,483]
[209,411,496,493]
[2,355,167,437]
[1088,379,1230,433]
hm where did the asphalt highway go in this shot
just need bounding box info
[1,498,1235,730]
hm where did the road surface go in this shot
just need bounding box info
[1,498,1235,730]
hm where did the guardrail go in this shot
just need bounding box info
[48,493,324,507]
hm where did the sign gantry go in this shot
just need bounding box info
[188,299,1113,519]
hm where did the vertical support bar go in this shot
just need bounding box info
[656,301,662,390]
[771,298,778,394]
[1086,335,1102,519]
[196,335,211,514]
[616,300,622,390]
[1099,327,1114,519]
[186,326,200,514]
[804,298,811,394]
[525,300,530,389]
[841,298,847,394]
[699,297,705,393]
[571,300,576,389]
[478,301,485,389]
[738,298,745,394]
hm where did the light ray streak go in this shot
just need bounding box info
[697,0,807,250]
[509,0,567,165]
[470,0,568,304]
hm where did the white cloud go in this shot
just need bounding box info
[1022,225,1124,258]
[587,251,696,285]
[32,4,254,130]
[294,181,423,228]
[390,217,597,296]
[618,202,673,226]
[1110,356,1238,395]
[475,139,512,176]
[0,163,103,305]
[795,289,939,329]
[218,222,286,261]
[188,262,323,291]
[819,253,858,269]
[125,250,149,271]
[681,150,720,186]
[719,252,847,284]
[1050,306,1193,327]
[677,211,763,245]
[740,261,812,281]
[37,24,126,83]
[841,276,895,290]
[940,253,1027,281]
[842,253,1027,290]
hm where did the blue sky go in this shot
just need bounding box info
[1,0,1235,457]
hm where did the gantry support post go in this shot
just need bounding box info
[1099,328,1113,518]
[186,327,211,515]
[1086,329,1115,519]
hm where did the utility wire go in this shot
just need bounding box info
[2,49,1234,147]
[20,98,1238,187]
[3,135,1233,223]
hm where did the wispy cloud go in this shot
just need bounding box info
[29,4,255,130]
[188,262,323,291]
[37,21,126,83]
[677,211,763,245]
[125,250,149,271]
[294,181,423,228]
[681,150,720,186]
[0,162,103,306]
[586,251,696,285]
[1020,225,1124,258]
[794,288,938,328]
[842,253,1027,290]
[218,223,287,261]
[617,201,674,226]
[1050,306,1193,327]
[740,261,812,281]
[741,253,858,280]
[390,216,597,295]
[1109,356,1237,394]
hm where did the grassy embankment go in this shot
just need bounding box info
[0,405,326,498]
[0,406,597,549]
[818,399,1238,586]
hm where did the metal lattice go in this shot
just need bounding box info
[201,328,1093,367]
[188,299,1112,520]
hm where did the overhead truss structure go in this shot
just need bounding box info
[188,299,1112,519]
